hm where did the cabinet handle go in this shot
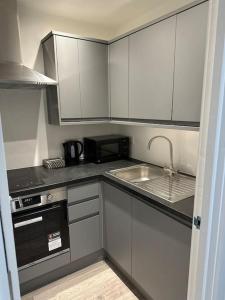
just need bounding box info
[14,216,43,228]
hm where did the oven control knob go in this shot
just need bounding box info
[47,194,53,201]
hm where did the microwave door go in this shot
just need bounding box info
[100,143,120,158]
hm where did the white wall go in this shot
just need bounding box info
[0,2,199,175]
[0,88,119,169]
[17,6,113,72]
[0,5,118,170]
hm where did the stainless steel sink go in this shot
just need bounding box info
[136,174,195,202]
[108,164,163,183]
[107,164,195,203]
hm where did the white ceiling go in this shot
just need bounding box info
[18,0,180,29]
[18,0,196,38]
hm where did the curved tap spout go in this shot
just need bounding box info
[147,135,176,175]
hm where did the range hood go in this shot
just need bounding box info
[0,0,57,89]
[0,62,57,89]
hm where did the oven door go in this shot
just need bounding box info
[98,141,121,162]
[12,201,69,268]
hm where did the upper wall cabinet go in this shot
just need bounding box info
[108,2,208,126]
[55,36,81,119]
[43,2,208,127]
[78,40,108,118]
[109,38,129,118]
[42,32,108,125]
[172,2,208,122]
[129,17,176,120]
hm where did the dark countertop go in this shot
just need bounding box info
[7,160,136,197]
[7,160,194,227]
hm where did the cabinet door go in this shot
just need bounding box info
[109,38,129,118]
[69,215,100,262]
[129,16,176,120]
[132,200,191,300]
[55,36,81,119]
[78,40,108,118]
[103,183,132,275]
[172,2,208,122]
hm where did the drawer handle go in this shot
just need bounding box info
[14,216,43,228]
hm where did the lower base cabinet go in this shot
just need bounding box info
[103,183,132,275]
[20,181,191,300]
[69,215,101,262]
[68,182,102,262]
[132,200,192,300]
[103,182,192,300]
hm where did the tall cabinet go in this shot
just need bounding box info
[42,32,109,125]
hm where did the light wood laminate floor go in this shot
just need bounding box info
[22,261,138,300]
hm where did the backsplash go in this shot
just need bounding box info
[119,125,199,176]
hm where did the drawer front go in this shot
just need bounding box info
[19,251,70,284]
[68,198,100,222]
[68,182,99,204]
[69,215,100,261]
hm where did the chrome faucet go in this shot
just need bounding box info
[147,135,177,176]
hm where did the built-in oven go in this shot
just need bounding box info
[83,134,130,163]
[11,188,69,269]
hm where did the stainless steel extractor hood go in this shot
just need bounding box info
[0,0,57,89]
[0,62,57,89]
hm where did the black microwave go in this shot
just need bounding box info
[83,135,130,163]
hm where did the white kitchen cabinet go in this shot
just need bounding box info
[172,2,208,122]
[129,16,176,120]
[109,38,129,118]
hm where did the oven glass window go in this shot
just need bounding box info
[13,202,69,268]
[101,143,119,157]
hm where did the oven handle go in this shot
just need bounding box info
[14,216,43,228]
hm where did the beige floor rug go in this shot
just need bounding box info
[22,261,138,300]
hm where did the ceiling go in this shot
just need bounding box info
[18,0,188,32]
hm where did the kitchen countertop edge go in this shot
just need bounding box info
[8,160,194,228]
